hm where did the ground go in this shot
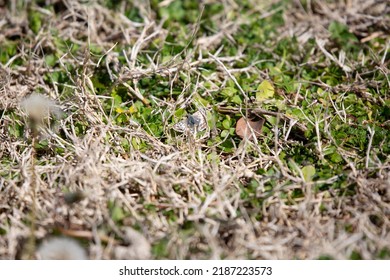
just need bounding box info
[0,0,389,260]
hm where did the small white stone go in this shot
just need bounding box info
[36,237,87,260]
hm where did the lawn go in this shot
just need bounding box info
[0,0,389,259]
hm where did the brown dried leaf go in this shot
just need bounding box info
[235,117,264,140]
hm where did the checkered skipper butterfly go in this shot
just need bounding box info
[173,109,207,133]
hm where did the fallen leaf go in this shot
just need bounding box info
[256,80,274,101]
[302,165,316,182]
[236,117,264,140]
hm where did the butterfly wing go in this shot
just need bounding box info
[172,109,207,133]
[191,109,207,132]
[173,119,187,132]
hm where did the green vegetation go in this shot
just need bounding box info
[0,0,389,259]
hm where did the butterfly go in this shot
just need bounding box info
[173,109,207,133]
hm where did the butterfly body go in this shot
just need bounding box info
[173,109,207,133]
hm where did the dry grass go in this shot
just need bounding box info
[0,0,389,259]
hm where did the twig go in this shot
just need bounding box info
[209,52,249,102]
[365,126,375,168]
[122,81,150,105]
[316,38,352,73]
